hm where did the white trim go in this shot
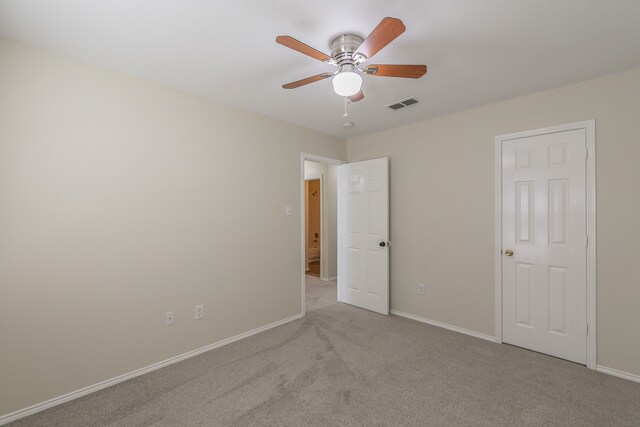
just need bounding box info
[585,120,597,370]
[494,138,503,344]
[302,153,345,166]
[391,310,496,342]
[596,365,640,384]
[0,313,303,425]
[337,164,345,304]
[300,153,345,315]
[494,120,597,368]
[322,276,337,282]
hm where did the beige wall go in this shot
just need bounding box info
[0,38,346,416]
[348,68,640,377]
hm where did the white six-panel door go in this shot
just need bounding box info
[501,129,587,364]
[338,158,389,315]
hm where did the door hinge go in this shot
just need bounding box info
[585,148,589,159]
[586,324,589,335]
[585,235,589,247]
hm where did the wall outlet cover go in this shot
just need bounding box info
[165,311,175,326]
[195,304,204,320]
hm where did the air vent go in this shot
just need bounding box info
[385,96,419,110]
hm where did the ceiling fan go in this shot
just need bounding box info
[276,17,427,103]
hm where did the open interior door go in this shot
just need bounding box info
[337,158,389,315]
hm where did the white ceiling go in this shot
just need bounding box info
[2,1,640,138]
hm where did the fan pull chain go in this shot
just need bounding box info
[343,96,348,118]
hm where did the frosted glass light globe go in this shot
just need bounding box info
[332,71,362,97]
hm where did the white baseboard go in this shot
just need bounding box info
[0,313,304,426]
[596,365,640,384]
[321,276,337,282]
[390,309,495,342]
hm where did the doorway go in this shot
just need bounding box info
[494,120,596,368]
[305,178,321,277]
[300,154,344,315]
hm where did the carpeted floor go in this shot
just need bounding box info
[11,276,640,426]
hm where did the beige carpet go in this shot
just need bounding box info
[11,276,640,426]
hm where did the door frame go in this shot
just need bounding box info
[300,153,345,316]
[494,120,596,369]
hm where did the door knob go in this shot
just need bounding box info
[379,241,386,247]
[504,249,514,257]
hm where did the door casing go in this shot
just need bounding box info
[494,120,596,369]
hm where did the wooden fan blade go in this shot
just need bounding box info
[355,17,406,60]
[282,72,334,89]
[365,64,427,78]
[276,36,332,63]
[348,90,364,102]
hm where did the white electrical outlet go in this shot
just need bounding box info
[194,304,204,320]
[417,283,425,295]
[165,311,175,326]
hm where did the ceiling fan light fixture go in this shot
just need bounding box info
[332,71,362,97]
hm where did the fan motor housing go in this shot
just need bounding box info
[330,34,364,67]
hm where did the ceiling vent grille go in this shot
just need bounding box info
[385,97,419,110]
